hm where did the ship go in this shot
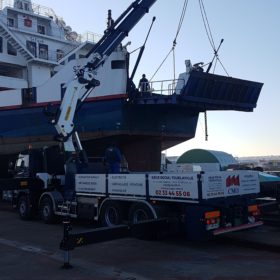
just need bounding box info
[0,0,263,172]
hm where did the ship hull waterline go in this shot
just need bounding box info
[0,98,199,171]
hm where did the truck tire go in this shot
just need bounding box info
[128,203,157,240]
[18,195,32,220]
[100,200,123,227]
[128,202,155,224]
[40,196,56,224]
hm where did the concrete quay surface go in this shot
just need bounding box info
[0,205,280,280]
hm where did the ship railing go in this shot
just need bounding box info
[23,47,76,63]
[26,41,98,63]
[0,0,60,19]
[31,3,59,20]
[0,0,12,10]
[76,32,102,44]
[1,1,101,44]
[148,78,185,96]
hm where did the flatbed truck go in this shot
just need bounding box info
[0,147,262,240]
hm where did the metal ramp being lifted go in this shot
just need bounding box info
[178,71,263,112]
[133,70,262,112]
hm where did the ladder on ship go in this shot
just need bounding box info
[0,17,34,60]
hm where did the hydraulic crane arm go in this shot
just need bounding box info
[53,0,157,154]
[86,0,157,61]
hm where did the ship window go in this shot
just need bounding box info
[7,18,14,27]
[24,3,30,11]
[24,18,32,28]
[38,25,45,35]
[0,63,23,78]
[7,42,17,56]
[39,43,48,60]
[15,1,23,9]
[26,41,36,57]
[0,37,2,53]
[68,53,75,62]
[111,60,126,69]
[56,49,64,61]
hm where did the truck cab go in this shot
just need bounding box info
[1,146,65,218]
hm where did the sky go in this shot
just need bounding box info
[34,0,280,158]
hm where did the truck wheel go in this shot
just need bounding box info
[100,201,123,227]
[129,203,154,224]
[40,196,56,224]
[129,203,157,240]
[18,195,32,220]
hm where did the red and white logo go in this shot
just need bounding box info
[226,175,240,187]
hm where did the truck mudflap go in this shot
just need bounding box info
[212,221,263,236]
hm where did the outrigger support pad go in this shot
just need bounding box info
[60,216,74,269]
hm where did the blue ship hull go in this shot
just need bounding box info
[0,98,199,171]
[0,98,199,145]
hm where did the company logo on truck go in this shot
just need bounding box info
[226,175,240,187]
[226,175,240,194]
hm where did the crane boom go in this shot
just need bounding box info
[53,0,157,155]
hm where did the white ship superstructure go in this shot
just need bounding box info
[0,0,103,107]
